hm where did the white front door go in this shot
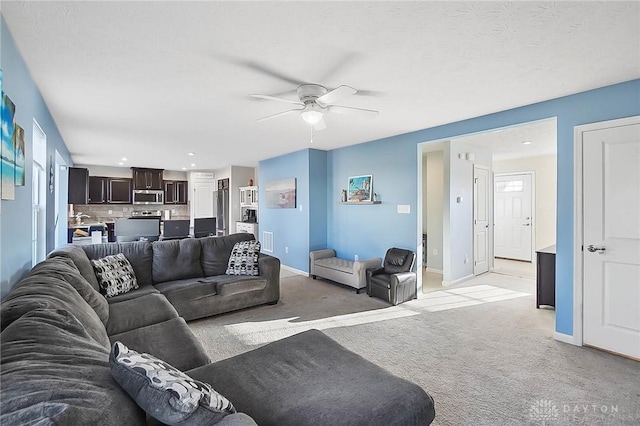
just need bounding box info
[494,173,533,261]
[474,165,490,275]
[583,121,640,359]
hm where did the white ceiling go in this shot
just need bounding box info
[2,1,638,172]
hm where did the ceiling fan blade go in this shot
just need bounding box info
[250,94,303,105]
[316,85,357,106]
[312,119,327,131]
[329,105,379,118]
[234,59,305,86]
[256,109,302,122]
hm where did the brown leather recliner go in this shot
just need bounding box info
[366,247,417,305]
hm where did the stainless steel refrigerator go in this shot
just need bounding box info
[216,178,229,236]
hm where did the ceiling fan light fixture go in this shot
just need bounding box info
[300,109,324,125]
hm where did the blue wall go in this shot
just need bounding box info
[325,79,640,337]
[309,149,328,252]
[0,18,72,297]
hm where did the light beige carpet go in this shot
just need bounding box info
[189,274,640,425]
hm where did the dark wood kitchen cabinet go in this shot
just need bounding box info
[108,178,132,203]
[88,176,132,204]
[88,176,108,204]
[164,180,188,204]
[132,168,164,190]
[68,167,89,204]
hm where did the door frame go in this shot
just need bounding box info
[492,171,535,264]
[572,115,640,347]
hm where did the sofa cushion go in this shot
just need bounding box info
[187,329,435,426]
[215,276,267,297]
[109,318,210,372]
[107,293,179,336]
[0,275,110,348]
[28,256,109,325]
[0,309,145,425]
[152,238,204,283]
[314,257,355,274]
[91,253,139,297]
[200,234,255,277]
[83,241,154,287]
[226,240,261,276]
[155,277,218,304]
[383,248,413,274]
[106,284,160,303]
[110,341,235,425]
[48,243,101,291]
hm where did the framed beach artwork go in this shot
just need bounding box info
[1,87,16,200]
[265,178,296,208]
[347,174,372,202]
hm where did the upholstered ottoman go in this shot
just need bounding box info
[310,249,381,293]
[187,329,435,426]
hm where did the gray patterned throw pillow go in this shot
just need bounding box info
[226,240,261,276]
[90,253,138,297]
[110,342,235,425]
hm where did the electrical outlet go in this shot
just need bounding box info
[108,210,112,215]
[354,254,359,261]
[464,254,469,264]
[433,249,438,256]
[285,246,289,254]
[171,209,176,214]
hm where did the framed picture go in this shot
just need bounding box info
[1,90,16,200]
[348,174,372,202]
[265,178,296,208]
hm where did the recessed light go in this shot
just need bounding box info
[118,162,124,166]
[191,163,196,167]
[121,157,128,161]
[522,141,532,145]
[182,167,187,170]
[188,152,195,156]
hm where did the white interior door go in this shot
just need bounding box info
[474,165,490,275]
[583,121,640,359]
[494,173,533,261]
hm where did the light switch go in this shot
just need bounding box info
[456,196,463,203]
[397,205,411,214]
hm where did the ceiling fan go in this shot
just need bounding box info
[251,84,379,130]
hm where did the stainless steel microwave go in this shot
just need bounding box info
[132,190,164,205]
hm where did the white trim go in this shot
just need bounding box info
[554,331,579,345]
[425,267,443,274]
[281,264,309,277]
[572,115,640,348]
[442,274,473,287]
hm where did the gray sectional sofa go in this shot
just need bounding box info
[51,233,280,321]
[0,233,435,425]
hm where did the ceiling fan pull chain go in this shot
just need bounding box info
[310,125,314,144]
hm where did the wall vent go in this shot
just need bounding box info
[262,231,274,252]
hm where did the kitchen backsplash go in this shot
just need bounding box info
[70,204,190,224]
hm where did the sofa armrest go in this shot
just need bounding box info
[309,249,336,275]
[258,253,281,303]
[390,271,417,287]
[310,249,336,262]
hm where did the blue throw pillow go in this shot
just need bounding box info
[110,341,235,425]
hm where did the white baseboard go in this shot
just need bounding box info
[442,274,473,287]
[554,331,579,346]
[425,267,443,274]
[281,265,309,277]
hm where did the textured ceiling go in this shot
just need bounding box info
[2,1,638,171]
